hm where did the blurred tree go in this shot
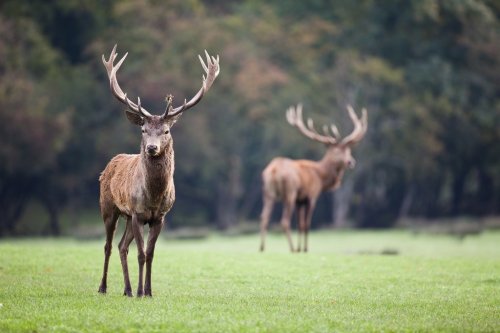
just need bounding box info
[0,16,71,235]
[0,0,115,63]
[0,0,499,235]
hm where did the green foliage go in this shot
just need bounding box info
[0,231,499,332]
[0,0,499,233]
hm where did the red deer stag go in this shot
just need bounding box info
[260,104,367,252]
[98,45,220,297]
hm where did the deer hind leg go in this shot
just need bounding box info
[297,204,306,252]
[144,219,164,297]
[118,216,134,297]
[131,213,146,297]
[304,199,316,253]
[281,196,296,253]
[98,208,119,294]
[259,194,275,252]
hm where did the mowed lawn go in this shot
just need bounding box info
[0,230,499,332]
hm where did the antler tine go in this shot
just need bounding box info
[321,121,341,140]
[167,50,221,118]
[102,45,152,118]
[286,106,296,125]
[306,118,318,133]
[177,99,188,113]
[294,103,303,124]
[341,105,368,146]
[361,108,368,132]
[199,53,209,73]
[309,117,338,144]
[102,44,117,76]
[330,124,341,139]
[162,95,174,116]
[285,104,337,145]
[322,125,331,137]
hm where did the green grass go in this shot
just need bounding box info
[0,230,499,332]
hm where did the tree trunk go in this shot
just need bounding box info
[215,155,242,230]
[238,173,262,221]
[451,169,468,216]
[0,180,29,236]
[477,167,493,214]
[46,200,61,236]
[331,178,354,228]
[398,184,415,220]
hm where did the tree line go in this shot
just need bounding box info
[0,0,499,235]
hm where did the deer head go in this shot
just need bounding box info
[102,45,220,157]
[286,104,368,169]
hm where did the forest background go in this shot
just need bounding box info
[0,0,499,236]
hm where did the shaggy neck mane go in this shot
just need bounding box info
[140,140,174,202]
[317,156,345,190]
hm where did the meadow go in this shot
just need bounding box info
[0,230,499,332]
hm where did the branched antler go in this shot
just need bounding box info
[341,105,368,146]
[286,104,367,146]
[165,50,221,118]
[286,104,338,145]
[103,46,221,119]
[102,45,152,118]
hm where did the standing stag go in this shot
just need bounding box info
[98,45,220,297]
[260,104,367,252]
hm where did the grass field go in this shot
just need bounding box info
[0,230,499,332]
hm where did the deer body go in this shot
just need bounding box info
[260,105,367,253]
[98,45,219,297]
[263,156,346,204]
[99,142,175,220]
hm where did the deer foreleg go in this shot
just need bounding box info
[144,219,164,297]
[131,213,146,297]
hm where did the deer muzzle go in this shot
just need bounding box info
[146,144,160,156]
[347,157,356,169]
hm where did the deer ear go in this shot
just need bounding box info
[124,109,145,126]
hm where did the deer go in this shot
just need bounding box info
[259,104,367,253]
[97,45,220,297]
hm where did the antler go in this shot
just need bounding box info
[164,50,220,118]
[341,105,368,146]
[102,45,152,118]
[286,104,338,145]
[286,104,368,146]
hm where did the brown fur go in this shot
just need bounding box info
[259,105,367,253]
[260,146,353,252]
[98,45,220,297]
[97,115,177,298]
[99,144,175,220]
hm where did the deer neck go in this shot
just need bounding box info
[140,140,175,200]
[317,155,346,191]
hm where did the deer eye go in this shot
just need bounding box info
[164,130,170,135]
[141,129,146,134]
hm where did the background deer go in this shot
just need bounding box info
[260,104,367,252]
[98,45,220,297]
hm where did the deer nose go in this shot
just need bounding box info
[146,144,158,154]
[347,158,356,169]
